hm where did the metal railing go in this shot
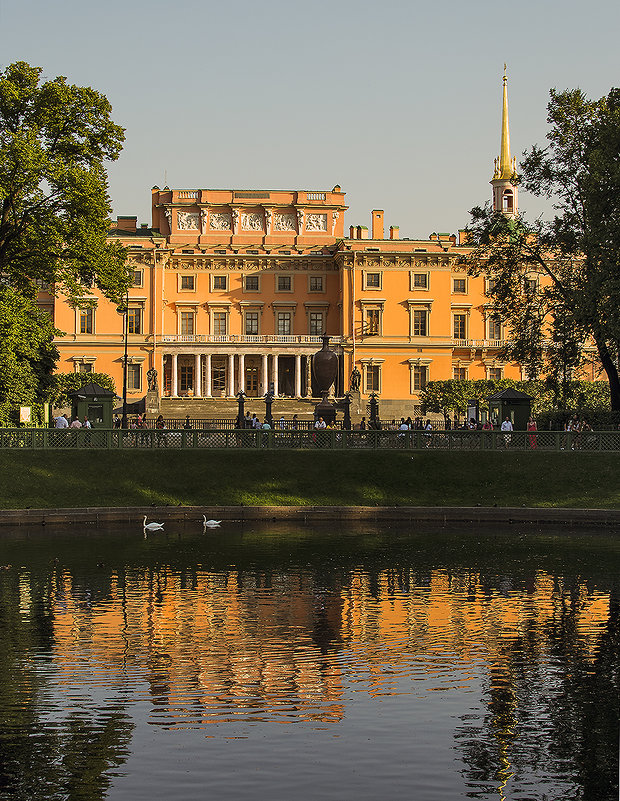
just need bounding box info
[160,334,341,345]
[0,429,617,451]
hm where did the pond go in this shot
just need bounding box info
[0,522,618,800]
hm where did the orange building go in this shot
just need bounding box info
[50,74,547,417]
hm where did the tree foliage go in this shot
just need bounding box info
[0,286,58,425]
[49,372,116,410]
[421,378,611,417]
[0,61,128,303]
[465,87,620,409]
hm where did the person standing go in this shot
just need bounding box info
[55,414,69,429]
[527,416,537,449]
[501,416,513,447]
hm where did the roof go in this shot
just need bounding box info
[487,387,533,401]
[68,382,117,399]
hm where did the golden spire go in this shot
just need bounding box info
[493,65,517,181]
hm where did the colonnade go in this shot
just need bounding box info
[163,351,312,398]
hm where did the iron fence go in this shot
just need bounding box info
[1,428,618,451]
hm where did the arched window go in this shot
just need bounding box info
[502,189,514,212]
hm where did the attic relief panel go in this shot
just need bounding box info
[241,212,264,231]
[209,213,232,231]
[273,213,297,232]
[177,211,200,230]
[306,213,327,232]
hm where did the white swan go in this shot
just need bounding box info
[143,515,164,532]
[202,515,221,529]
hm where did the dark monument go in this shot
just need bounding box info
[235,391,246,429]
[350,366,361,392]
[312,335,338,425]
[146,367,160,415]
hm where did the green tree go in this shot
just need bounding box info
[0,61,128,302]
[0,286,58,425]
[465,87,620,409]
[50,371,116,410]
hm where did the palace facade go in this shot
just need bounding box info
[49,75,591,414]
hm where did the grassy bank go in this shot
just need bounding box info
[0,450,618,510]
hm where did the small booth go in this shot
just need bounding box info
[487,387,532,430]
[68,382,117,429]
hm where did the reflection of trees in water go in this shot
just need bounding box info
[0,568,133,801]
[454,580,619,800]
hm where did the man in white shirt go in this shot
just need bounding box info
[55,414,69,428]
[501,416,513,447]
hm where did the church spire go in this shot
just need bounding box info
[491,65,518,215]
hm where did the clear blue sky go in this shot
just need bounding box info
[1,0,619,238]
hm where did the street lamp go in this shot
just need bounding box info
[116,293,129,429]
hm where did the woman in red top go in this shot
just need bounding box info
[527,416,538,449]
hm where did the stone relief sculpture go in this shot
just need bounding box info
[164,208,172,232]
[232,208,240,234]
[273,213,297,232]
[296,208,305,234]
[264,208,272,234]
[332,210,339,235]
[177,211,200,230]
[241,212,263,231]
[200,209,208,233]
[306,213,327,232]
[210,212,232,231]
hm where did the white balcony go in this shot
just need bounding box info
[160,334,344,345]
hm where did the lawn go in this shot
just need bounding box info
[0,450,618,510]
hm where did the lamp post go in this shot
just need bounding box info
[116,294,129,429]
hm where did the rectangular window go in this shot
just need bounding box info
[365,365,380,392]
[180,274,195,291]
[128,364,141,390]
[213,275,227,291]
[365,272,381,289]
[78,363,93,374]
[211,357,227,393]
[413,365,428,391]
[309,276,324,292]
[525,278,537,294]
[453,278,467,294]
[244,275,259,292]
[488,316,502,340]
[413,309,428,337]
[277,312,291,335]
[309,312,324,335]
[213,312,227,336]
[365,309,381,335]
[127,307,142,334]
[277,275,292,292]
[453,313,467,340]
[245,312,259,335]
[132,269,143,287]
[453,367,467,381]
[412,273,428,289]
[180,311,195,336]
[79,307,93,334]
[489,367,503,381]
[486,278,497,295]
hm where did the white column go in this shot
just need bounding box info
[161,354,167,395]
[172,353,178,397]
[262,353,268,395]
[295,353,302,397]
[205,353,212,397]
[194,353,201,397]
[228,353,235,396]
[239,353,245,393]
[305,356,312,397]
[273,353,279,396]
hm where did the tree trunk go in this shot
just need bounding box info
[596,340,620,410]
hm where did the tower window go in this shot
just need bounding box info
[502,190,514,212]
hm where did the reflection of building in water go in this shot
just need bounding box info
[50,568,346,724]
[47,566,610,736]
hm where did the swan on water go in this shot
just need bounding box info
[143,515,164,531]
[202,515,221,528]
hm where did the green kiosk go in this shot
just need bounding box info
[487,387,533,430]
[67,382,117,428]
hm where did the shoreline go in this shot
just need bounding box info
[1,505,619,528]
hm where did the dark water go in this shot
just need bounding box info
[0,522,618,801]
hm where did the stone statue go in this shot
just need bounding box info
[296,208,304,234]
[232,208,240,234]
[350,366,361,392]
[147,367,158,391]
[264,208,272,233]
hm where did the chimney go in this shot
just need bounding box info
[349,225,356,239]
[116,216,137,233]
[357,225,369,240]
[371,209,384,240]
[389,225,400,240]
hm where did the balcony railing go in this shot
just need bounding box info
[453,339,506,348]
[160,334,344,345]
